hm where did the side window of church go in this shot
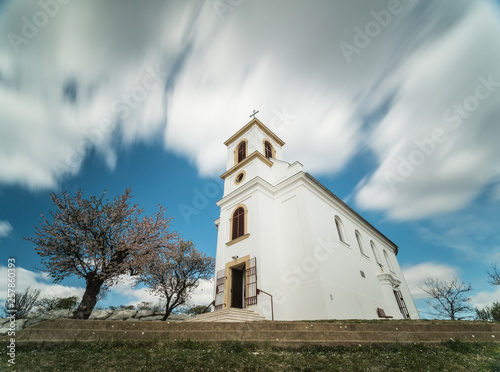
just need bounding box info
[355,230,366,255]
[371,241,381,264]
[335,216,347,244]
[384,250,394,272]
[264,141,272,158]
[232,207,245,240]
[238,142,246,163]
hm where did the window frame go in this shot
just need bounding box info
[264,141,273,159]
[228,204,249,244]
[232,207,245,240]
[383,250,395,273]
[355,230,367,256]
[334,216,348,245]
[237,141,247,163]
[370,240,382,265]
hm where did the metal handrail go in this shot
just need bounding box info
[256,288,274,321]
[202,300,215,314]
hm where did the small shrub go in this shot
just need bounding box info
[491,302,500,322]
[55,296,79,310]
[174,339,203,350]
[220,340,245,353]
[137,301,153,310]
[476,307,491,321]
[443,339,476,353]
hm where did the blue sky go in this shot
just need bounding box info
[1,0,500,317]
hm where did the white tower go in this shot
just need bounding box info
[212,117,419,321]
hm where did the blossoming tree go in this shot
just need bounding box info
[135,239,215,320]
[25,188,177,319]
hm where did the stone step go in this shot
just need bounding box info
[21,318,500,333]
[187,308,266,322]
[15,319,500,346]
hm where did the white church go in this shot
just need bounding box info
[211,117,419,320]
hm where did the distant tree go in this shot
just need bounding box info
[135,239,215,321]
[55,296,79,310]
[492,302,500,322]
[37,295,79,312]
[187,305,208,316]
[475,307,491,321]
[37,295,60,312]
[420,276,474,320]
[2,287,41,319]
[476,302,500,322]
[488,264,500,286]
[137,301,154,311]
[25,188,177,319]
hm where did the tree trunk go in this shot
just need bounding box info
[73,276,104,319]
[162,307,172,321]
[162,297,174,321]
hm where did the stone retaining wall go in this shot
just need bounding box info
[0,309,192,335]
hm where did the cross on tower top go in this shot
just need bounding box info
[249,109,259,119]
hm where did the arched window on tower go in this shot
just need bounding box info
[237,142,246,163]
[355,230,366,256]
[335,216,347,244]
[264,141,273,159]
[232,207,245,240]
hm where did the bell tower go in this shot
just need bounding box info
[220,117,285,197]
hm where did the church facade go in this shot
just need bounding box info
[212,118,419,320]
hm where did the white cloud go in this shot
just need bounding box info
[355,0,500,220]
[471,287,500,309]
[0,266,85,306]
[0,0,194,190]
[402,262,459,300]
[1,0,499,226]
[112,275,214,308]
[0,0,401,188]
[0,220,13,237]
[0,267,214,311]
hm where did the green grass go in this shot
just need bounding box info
[1,339,499,371]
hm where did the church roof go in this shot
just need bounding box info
[224,118,285,147]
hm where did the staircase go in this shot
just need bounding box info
[15,319,500,347]
[187,308,266,322]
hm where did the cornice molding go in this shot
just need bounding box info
[220,151,273,180]
[224,118,285,147]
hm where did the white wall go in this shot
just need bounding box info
[214,123,419,320]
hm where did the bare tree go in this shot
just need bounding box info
[135,239,215,321]
[2,287,41,319]
[420,276,474,320]
[487,264,500,286]
[25,188,177,319]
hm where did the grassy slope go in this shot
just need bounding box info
[1,339,499,372]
